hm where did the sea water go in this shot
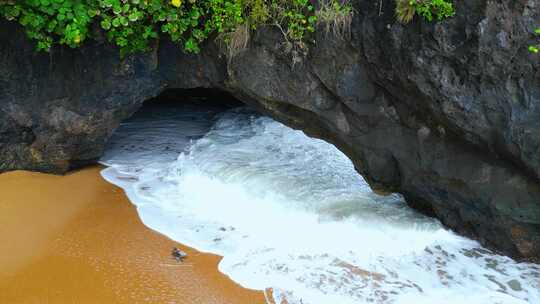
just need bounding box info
[101,105,540,304]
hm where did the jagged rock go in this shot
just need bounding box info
[172,247,187,262]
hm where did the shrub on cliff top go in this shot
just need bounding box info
[0,0,351,57]
[316,0,353,39]
[395,0,455,24]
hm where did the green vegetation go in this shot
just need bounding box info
[316,0,353,39]
[529,28,540,54]
[395,0,455,24]
[0,0,351,57]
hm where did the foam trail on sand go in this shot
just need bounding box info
[101,107,540,304]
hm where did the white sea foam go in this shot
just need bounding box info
[101,106,540,304]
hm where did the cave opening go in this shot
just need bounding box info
[144,88,244,108]
[101,88,247,166]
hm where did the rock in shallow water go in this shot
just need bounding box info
[0,0,539,260]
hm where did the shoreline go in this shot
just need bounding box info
[0,166,266,304]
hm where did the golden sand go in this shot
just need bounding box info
[0,166,266,304]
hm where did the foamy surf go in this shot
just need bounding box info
[101,106,540,304]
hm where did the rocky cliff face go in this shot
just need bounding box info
[0,0,539,261]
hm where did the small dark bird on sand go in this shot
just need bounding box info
[172,247,188,262]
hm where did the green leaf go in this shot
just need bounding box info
[112,17,121,27]
[128,12,138,21]
[100,19,111,30]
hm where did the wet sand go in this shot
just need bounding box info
[0,166,266,304]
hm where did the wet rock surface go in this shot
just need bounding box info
[0,0,539,260]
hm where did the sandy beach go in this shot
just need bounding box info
[0,166,266,304]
